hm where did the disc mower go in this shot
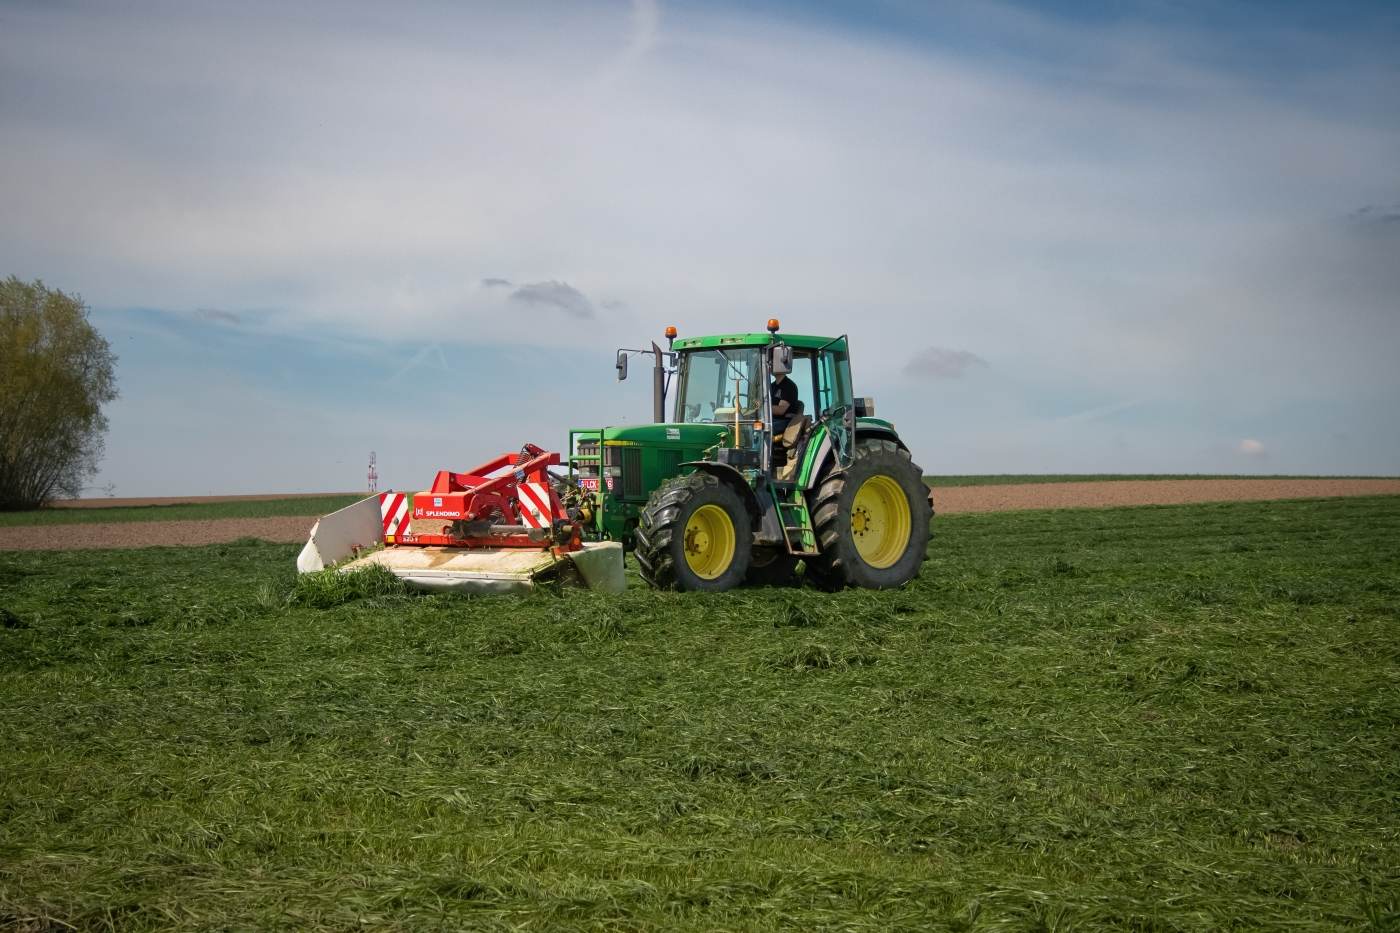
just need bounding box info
[297,444,625,594]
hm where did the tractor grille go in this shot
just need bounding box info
[658,449,683,476]
[575,440,601,483]
[622,447,643,498]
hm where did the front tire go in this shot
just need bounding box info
[806,440,931,589]
[634,473,752,591]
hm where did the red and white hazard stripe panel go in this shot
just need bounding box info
[379,492,411,541]
[515,482,557,529]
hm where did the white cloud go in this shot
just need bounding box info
[3,0,1397,487]
[904,347,987,380]
[1238,438,1266,457]
[4,1,1394,354]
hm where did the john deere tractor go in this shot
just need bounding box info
[566,321,931,591]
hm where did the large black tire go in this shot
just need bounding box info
[805,439,931,590]
[634,473,753,591]
[746,546,800,587]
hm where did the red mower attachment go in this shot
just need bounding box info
[297,441,623,594]
[395,443,582,553]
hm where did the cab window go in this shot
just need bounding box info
[816,349,853,415]
[676,347,764,423]
[785,352,816,418]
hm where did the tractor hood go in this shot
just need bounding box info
[600,423,733,446]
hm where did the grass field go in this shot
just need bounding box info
[1,496,1397,930]
[0,495,366,528]
[3,478,1389,527]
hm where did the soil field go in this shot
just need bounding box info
[2,478,1398,551]
[931,477,1400,514]
[0,516,317,551]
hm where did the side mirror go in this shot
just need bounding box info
[616,350,628,381]
[771,344,793,375]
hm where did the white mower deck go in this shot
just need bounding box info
[297,494,624,595]
[340,542,624,594]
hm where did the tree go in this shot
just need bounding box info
[0,277,118,510]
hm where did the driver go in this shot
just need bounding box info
[770,371,798,435]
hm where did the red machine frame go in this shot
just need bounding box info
[386,444,582,553]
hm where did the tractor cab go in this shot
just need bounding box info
[667,323,859,479]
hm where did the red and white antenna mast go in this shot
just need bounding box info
[367,451,378,493]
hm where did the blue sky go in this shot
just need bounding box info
[2,0,1397,495]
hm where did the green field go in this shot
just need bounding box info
[0,495,366,528]
[5,477,1390,527]
[2,497,1397,930]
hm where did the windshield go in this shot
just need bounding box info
[675,347,764,423]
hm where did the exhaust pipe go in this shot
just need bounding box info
[651,341,666,423]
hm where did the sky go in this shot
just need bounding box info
[2,0,1397,495]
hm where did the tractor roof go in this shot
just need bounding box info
[671,332,847,352]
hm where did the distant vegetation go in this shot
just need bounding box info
[1,496,1395,929]
[0,276,117,510]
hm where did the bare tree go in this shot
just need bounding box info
[0,277,118,510]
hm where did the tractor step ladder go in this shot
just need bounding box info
[776,486,819,556]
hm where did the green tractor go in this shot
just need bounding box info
[566,321,932,591]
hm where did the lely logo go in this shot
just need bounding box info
[433,497,443,507]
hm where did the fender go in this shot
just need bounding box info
[856,425,905,450]
[681,461,765,522]
[684,461,786,546]
[798,426,909,490]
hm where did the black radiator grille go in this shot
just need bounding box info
[622,447,644,498]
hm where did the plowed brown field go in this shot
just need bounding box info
[3,478,1397,551]
[0,516,316,551]
[930,477,1400,514]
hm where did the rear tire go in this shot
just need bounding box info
[805,439,931,590]
[634,473,752,591]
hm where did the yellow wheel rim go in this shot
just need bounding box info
[683,504,737,580]
[851,475,912,569]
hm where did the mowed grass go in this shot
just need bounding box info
[0,494,367,528]
[1,497,1398,931]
